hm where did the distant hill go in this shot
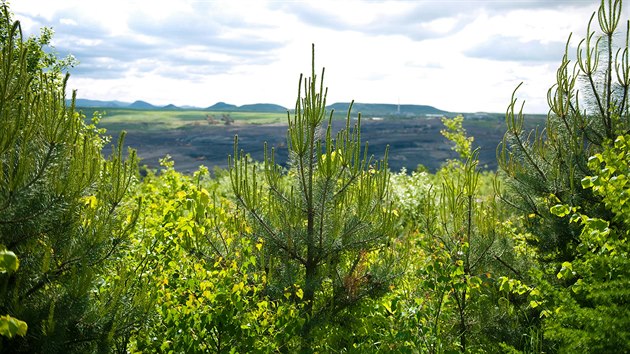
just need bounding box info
[327,102,447,116]
[71,98,130,108]
[128,100,156,109]
[206,102,287,112]
[71,98,450,116]
[207,102,238,111]
[238,103,287,112]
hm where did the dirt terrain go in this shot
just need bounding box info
[105,116,523,174]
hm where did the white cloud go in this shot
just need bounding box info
[10,0,623,113]
[59,18,77,26]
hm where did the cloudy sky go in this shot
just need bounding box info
[11,0,622,113]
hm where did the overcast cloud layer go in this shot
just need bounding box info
[12,0,621,113]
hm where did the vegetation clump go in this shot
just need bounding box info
[1,0,629,353]
[0,4,142,353]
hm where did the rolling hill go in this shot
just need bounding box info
[71,98,448,117]
[327,102,447,116]
[238,103,287,112]
[128,100,156,109]
[207,102,238,111]
[72,98,131,108]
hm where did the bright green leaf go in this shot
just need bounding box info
[0,250,19,273]
[0,315,28,338]
[550,204,570,217]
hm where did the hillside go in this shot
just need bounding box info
[72,98,130,108]
[207,102,287,112]
[207,102,238,110]
[327,102,447,116]
[238,103,287,112]
[162,104,181,110]
[128,100,156,109]
[72,98,449,117]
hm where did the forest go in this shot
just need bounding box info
[1,0,629,353]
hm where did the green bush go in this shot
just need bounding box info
[0,5,140,353]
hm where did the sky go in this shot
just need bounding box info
[10,0,625,113]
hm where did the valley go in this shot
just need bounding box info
[81,105,546,173]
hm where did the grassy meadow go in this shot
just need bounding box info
[79,108,289,131]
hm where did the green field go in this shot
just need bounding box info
[78,108,290,131]
[77,106,437,132]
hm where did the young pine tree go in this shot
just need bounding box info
[0,5,141,353]
[498,0,629,264]
[498,0,630,351]
[421,117,509,352]
[543,134,630,352]
[229,45,398,344]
